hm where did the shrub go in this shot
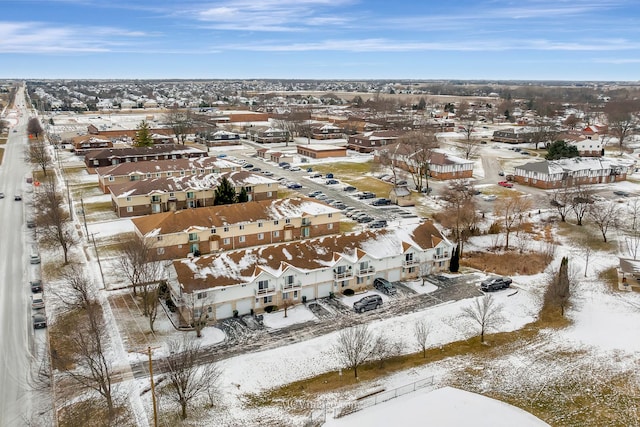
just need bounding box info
[342,289,355,296]
[264,305,277,313]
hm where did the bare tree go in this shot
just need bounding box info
[625,231,640,261]
[63,303,115,418]
[571,186,592,226]
[147,287,160,333]
[117,234,162,309]
[588,202,619,242]
[27,117,43,138]
[282,297,293,318]
[529,120,557,150]
[36,179,75,264]
[460,138,480,160]
[550,187,573,222]
[161,337,222,420]
[165,106,193,145]
[626,198,640,231]
[544,256,571,316]
[333,324,377,378]
[413,319,431,358]
[605,100,639,152]
[57,264,93,309]
[397,130,439,191]
[25,142,53,177]
[494,193,532,250]
[440,180,478,256]
[190,300,209,338]
[461,294,504,343]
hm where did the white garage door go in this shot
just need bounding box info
[388,269,401,282]
[215,303,233,320]
[302,287,315,301]
[317,283,333,299]
[236,298,253,316]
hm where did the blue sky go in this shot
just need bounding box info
[1,0,639,80]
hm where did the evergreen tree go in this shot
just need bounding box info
[214,177,237,205]
[449,243,460,273]
[545,140,579,160]
[237,187,249,203]
[134,120,153,147]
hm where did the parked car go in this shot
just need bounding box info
[498,181,513,188]
[0,192,4,199]
[31,292,45,310]
[316,194,328,201]
[343,185,357,192]
[278,162,290,168]
[353,295,383,313]
[371,198,391,206]
[287,182,303,189]
[357,216,375,223]
[368,220,387,229]
[325,179,339,185]
[310,173,323,178]
[326,173,334,179]
[482,194,497,201]
[420,187,433,194]
[250,167,261,172]
[357,192,376,200]
[373,277,397,295]
[30,280,42,293]
[480,277,512,292]
[261,171,274,177]
[32,313,47,329]
[306,167,313,172]
[289,166,301,172]
[498,171,505,176]
[396,180,408,186]
[217,153,227,158]
[14,194,22,201]
[281,164,291,170]
[308,190,323,198]
[242,163,254,169]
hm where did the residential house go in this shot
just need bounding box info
[95,157,240,193]
[310,123,344,140]
[165,221,453,324]
[84,145,208,171]
[513,157,631,189]
[70,136,113,155]
[491,128,534,144]
[297,144,347,159]
[566,135,604,157]
[109,171,278,217]
[347,130,403,153]
[196,130,241,146]
[428,150,474,180]
[132,197,341,259]
[247,127,291,143]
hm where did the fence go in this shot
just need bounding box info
[332,375,435,419]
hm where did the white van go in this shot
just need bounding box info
[30,251,41,265]
[31,293,45,310]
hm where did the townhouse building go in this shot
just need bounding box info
[513,157,631,189]
[95,157,240,193]
[131,197,341,259]
[310,123,345,140]
[109,170,278,217]
[84,145,208,171]
[373,145,473,181]
[165,221,453,325]
[347,130,403,153]
[246,127,291,143]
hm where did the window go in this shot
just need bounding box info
[357,276,365,285]
[239,236,245,243]
[93,160,99,166]
[267,191,273,197]
[223,238,230,245]
[188,232,198,241]
[258,233,264,240]
[224,226,229,232]
[200,169,205,173]
[239,225,245,230]
[156,172,161,177]
[302,227,310,237]
[258,222,263,228]
[273,220,279,226]
[341,280,348,288]
[126,196,132,202]
[273,231,280,237]
[293,290,298,299]
[147,173,151,178]
[263,296,273,304]
[283,292,290,300]
[405,253,414,262]
[187,192,195,199]
[166,172,172,177]
[126,206,133,213]
[151,195,160,202]
[157,236,163,241]
[285,219,291,224]
[180,171,185,176]
[157,247,165,255]
[328,223,333,230]
[211,228,216,234]
[328,213,333,218]
[108,176,114,182]
[169,192,175,197]
[258,280,269,290]
[285,275,294,285]
[197,292,207,299]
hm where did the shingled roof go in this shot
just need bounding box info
[172,221,449,292]
[95,157,239,177]
[132,197,341,235]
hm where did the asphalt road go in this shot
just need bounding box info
[0,86,39,427]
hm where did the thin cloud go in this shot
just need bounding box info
[0,21,152,54]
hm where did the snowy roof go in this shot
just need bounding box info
[172,221,450,292]
[515,157,633,175]
[95,157,238,177]
[132,197,341,235]
[324,387,549,427]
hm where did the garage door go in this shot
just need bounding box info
[302,287,315,301]
[215,303,233,320]
[236,298,253,316]
[388,269,401,282]
[316,283,333,299]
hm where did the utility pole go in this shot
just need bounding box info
[90,233,105,288]
[80,196,89,241]
[148,346,158,427]
[65,179,73,221]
